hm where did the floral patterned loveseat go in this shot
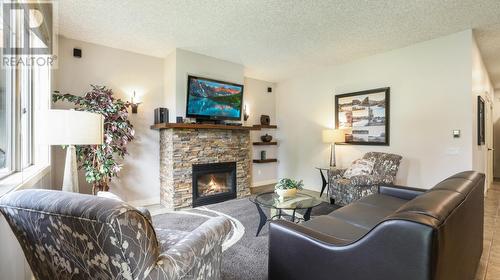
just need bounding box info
[0,189,231,280]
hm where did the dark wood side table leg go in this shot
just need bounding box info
[319,169,328,197]
[304,207,313,221]
[255,203,267,237]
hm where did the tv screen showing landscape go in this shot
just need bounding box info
[186,76,243,120]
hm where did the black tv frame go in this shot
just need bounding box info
[185,75,244,122]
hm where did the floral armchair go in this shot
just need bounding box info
[0,189,231,280]
[328,152,402,206]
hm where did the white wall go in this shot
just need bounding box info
[244,77,278,185]
[164,49,245,120]
[163,51,176,122]
[494,90,500,178]
[276,31,475,191]
[52,36,164,202]
[53,42,277,201]
[164,49,278,186]
[471,36,495,186]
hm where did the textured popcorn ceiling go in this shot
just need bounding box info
[57,0,500,83]
[476,23,500,90]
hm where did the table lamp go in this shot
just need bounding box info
[322,129,345,167]
[47,110,104,193]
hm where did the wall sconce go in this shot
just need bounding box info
[130,91,142,114]
[244,104,249,121]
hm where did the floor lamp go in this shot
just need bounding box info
[47,110,104,193]
[322,129,345,167]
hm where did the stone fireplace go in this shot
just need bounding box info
[156,124,252,210]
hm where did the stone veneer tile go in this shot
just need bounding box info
[160,128,251,210]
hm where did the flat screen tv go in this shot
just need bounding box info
[186,75,244,121]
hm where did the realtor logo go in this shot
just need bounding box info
[2,1,57,68]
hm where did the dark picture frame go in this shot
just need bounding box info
[335,87,390,146]
[478,96,485,146]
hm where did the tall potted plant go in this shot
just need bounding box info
[53,85,135,194]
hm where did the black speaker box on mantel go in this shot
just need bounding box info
[154,108,169,124]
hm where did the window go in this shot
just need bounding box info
[0,43,13,177]
[0,53,34,180]
[0,3,49,182]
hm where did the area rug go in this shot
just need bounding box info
[151,198,339,280]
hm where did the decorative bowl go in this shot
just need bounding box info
[275,188,297,198]
[261,134,273,142]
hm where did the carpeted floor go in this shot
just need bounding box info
[151,197,339,280]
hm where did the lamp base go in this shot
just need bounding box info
[330,143,337,167]
[62,145,79,193]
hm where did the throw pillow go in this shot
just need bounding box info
[343,159,375,179]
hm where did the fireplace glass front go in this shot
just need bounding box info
[192,162,237,207]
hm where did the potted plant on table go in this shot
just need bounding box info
[275,178,304,198]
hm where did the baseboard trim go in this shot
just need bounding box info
[128,197,160,207]
[253,179,277,187]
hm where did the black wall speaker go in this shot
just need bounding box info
[267,87,272,93]
[73,48,82,58]
[154,108,169,124]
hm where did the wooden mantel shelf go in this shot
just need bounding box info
[253,142,278,146]
[253,159,278,163]
[151,123,259,131]
[252,124,278,129]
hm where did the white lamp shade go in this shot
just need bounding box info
[322,129,345,143]
[46,110,104,145]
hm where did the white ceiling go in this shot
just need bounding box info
[57,0,500,84]
[476,23,500,90]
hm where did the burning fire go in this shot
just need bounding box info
[207,175,223,193]
[198,175,228,196]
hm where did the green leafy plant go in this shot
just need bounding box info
[275,178,304,190]
[52,85,135,194]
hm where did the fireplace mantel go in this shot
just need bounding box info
[156,126,252,209]
[151,123,258,131]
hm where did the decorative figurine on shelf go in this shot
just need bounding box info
[260,115,270,125]
[261,150,267,160]
[261,134,272,142]
[244,105,250,121]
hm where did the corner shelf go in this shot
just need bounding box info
[253,125,278,129]
[253,142,278,146]
[253,159,278,163]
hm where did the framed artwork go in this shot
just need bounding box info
[335,87,390,145]
[478,96,485,145]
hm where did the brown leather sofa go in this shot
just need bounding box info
[269,171,484,280]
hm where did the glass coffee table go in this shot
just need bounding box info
[249,191,323,236]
